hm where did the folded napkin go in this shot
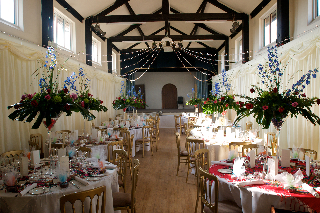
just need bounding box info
[211,161,233,167]
[75,176,90,186]
[105,163,117,169]
[302,183,320,198]
[237,180,265,187]
[19,183,37,196]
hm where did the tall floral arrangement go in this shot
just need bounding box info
[112,81,146,111]
[234,46,320,130]
[7,47,107,129]
[202,70,239,114]
[186,88,203,107]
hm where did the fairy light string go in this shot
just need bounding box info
[120,47,157,70]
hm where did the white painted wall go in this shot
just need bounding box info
[135,72,196,109]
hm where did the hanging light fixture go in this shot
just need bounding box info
[161,36,173,52]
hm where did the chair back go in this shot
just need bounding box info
[175,132,181,154]
[186,138,205,157]
[113,149,128,192]
[198,167,219,213]
[131,159,140,211]
[29,133,43,152]
[55,131,70,148]
[107,140,124,162]
[188,116,197,125]
[141,125,152,141]
[194,149,210,172]
[242,144,258,157]
[246,121,253,130]
[1,150,24,164]
[77,147,92,157]
[304,149,318,160]
[60,186,106,213]
[266,132,277,156]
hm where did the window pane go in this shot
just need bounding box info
[1,0,15,24]
[92,40,98,62]
[317,0,320,17]
[239,39,242,62]
[264,16,270,46]
[270,11,277,43]
[64,21,71,49]
[56,16,64,47]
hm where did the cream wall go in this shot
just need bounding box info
[135,72,196,109]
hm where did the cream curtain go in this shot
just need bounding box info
[0,36,124,154]
[213,28,320,158]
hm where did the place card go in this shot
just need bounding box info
[281,149,291,167]
[250,149,255,168]
[20,157,29,176]
[74,130,78,140]
[97,130,101,140]
[60,156,69,175]
[58,148,66,161]
[91,128,98,140]
[31,150,40,168]
[268,158,278,177]
[306,155,310,176]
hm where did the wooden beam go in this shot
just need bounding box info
[229,23,242,39]
[85,18,93,66]
[127,26,165,49]
[217,41,225,52]
[277,0,289,46]
[92,13,246,23]
[107,39,113,73]
[125,2,149,48]
[224,38,229,71]
[196,23,226,37]
[112,43,120,52]
[91,26,106,41]
[187,0,206,48]
[96,0,129,18]
[170,26,187,35]
[170,7,180,14]
[206,0,238,14]
[109,34,227,42]
[250,0,271,19]
[242,14,249,63]
[56,0,84,22]
[41,0,54,47]
[116,24,141,36]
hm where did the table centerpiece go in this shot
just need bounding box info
[186,88,203,113]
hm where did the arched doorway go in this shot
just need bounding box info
[162,83,177,109]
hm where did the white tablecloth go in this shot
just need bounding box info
[0,169,118,213]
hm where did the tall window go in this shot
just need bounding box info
[112,51,117,74]
[92,37,101,64]
[220,50,225,72]
[264,10,277,46]
[53,9,74,51]
[314,0,320,19]
[236,37,242,62]
[0,0,15,24]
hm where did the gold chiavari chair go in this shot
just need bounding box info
[175,132,189,176]
[113,149,128,192]
[266,132,277,156]
[60,186,106,213]
[127,134,134,175]
[77,147,92,157]
[304,149,318,160]
[198,167,242,213]
[135,125,153,158]
[186,138,204,182]
[113,159,140,213]
[242,144,259,157]
[229,142,252,157]
[174,115,185,135]
[194,148,210,213]
[246,121,253,130]
[1,150,24,164]
[107,140,124,163]
[29,133,43,154]
[55,131,71,148]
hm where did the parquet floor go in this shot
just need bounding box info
[122,128,201,213]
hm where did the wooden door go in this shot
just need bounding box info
[135,84,145,109]
[162,83,177,109]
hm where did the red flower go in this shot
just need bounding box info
[204,101,207,104]
[21,95,26,100]
[301,93,306,97]
[81,101,85,107]
[88,93,93,97]
[317,99,320,105]
[295,92,299,95]
[236,101,239,105]
[14,104,20,109]
[63,88,68,94]
[221,97,225,101]
[118,97,121,100]
[207,98,209,101]
[239,102,244,108]
[225,104,229,107]
[262,105,268,110]
[100,100,103,104]
[123,108,126,112]
[45,94,51,100]
[278,107,285,113]
[31,100,38,107]
[245,103,253,109]
[250,88,255,93]
[47,89,51,94]
[64,104,71,110]
[273,87,278,93]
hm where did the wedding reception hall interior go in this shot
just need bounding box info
[1,0,320,212]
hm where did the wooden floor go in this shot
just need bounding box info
[122,128,200,213]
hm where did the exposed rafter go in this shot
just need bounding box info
[109,34,227,42]
[92,13,246,23]
[95,0,130,18]
[56,0,84,22]
[112,43,120,52]
[126,26,165,49]
[116,24,142,36]
[91,26,106,41]
[217,41,225,52]
[250,0,271,18]
[229,23,242,39]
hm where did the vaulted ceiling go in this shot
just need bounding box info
[64,0,264,50]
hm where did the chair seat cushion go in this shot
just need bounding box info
[180,151,188,156]
[112,192,131,208]
[204,201,242,213]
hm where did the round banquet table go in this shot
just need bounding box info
[0,169,118,213]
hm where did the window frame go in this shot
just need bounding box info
[308,0,320,25]
[0,0,23,31]
[235,36,243,63]
[259,3,277,50]
[53,8,75,52]
[112,51,117,74]
[220,50,225,73]
[92,36,101,65]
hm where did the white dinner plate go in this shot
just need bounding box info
[218,169,233,174]
[29,187,49,195]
